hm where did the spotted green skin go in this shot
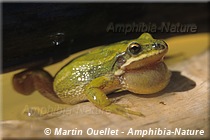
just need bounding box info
[53,33,171,118]
[54,39,129,104]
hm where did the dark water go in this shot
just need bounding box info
[2,3,209,73]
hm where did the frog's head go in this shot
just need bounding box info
[114,33,168,75]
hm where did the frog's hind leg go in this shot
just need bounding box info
[13,69,64,104]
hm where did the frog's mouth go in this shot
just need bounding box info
[121,49,167,71]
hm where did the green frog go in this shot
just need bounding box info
[13,33,171,118]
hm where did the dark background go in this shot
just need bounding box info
[2,3,209,73]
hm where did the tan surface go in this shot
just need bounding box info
[1,33,209,138]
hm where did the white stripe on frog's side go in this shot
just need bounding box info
[120,50,164,69]
[114,50,165,76]
[114,69,125,76]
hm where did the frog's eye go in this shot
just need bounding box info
[128,42,142,55]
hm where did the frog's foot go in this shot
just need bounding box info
[85,75,145,118]
[102,103,145,119]
[13,69,64,104]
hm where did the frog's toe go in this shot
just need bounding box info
[103,103,145,118]
[117,103,130,108]
[126,108,145,117]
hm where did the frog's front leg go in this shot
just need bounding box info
[13,69,64,104]
[84,75,145,118]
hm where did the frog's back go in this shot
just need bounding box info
[53,44,126,104]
